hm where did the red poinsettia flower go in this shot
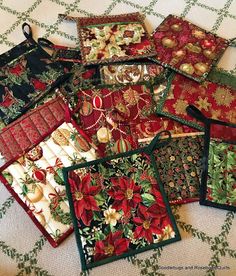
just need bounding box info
[9,64,24,75]
[133,204,168,243]
[108,177,142,215]
[31,78,47,91]
[82,69,96,79]
[68,172,101,226]
[94,230,129,261]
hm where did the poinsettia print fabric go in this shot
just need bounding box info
[0,39,68,124]
[155,73,236,130]
[0,122,96,247]
[100,63,165,85]
[206,139,236,207]
[76,13,156,65]
[65,150,179,269]
[154,134,204,204]
[152,14,228,82]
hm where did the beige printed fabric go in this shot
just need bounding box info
[0,1,236,276]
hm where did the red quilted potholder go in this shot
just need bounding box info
[152,15,229,82]
[0,97,96,247]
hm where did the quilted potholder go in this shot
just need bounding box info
[0,24,70,125]
[151,14,230,82]
[59,13,157,65]
[140,132,204,204]
[74,83,198,156]
[99,62,166,85]
[37,37,101,102]
[0,97,97,247]
[155,70,236,130]
[63,131,180,271]
[187,105,236,211]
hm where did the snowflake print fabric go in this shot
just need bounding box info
[155,72,236,130]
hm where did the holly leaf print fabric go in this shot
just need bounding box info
[74,12,156,65]
[153,133,204,204]
[0,39,69,124]
[155,72,236,130]
[63,143,180,270]
[152,14,228,82]
[206,140,236,207]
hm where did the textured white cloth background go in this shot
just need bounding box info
[0,1,236,276]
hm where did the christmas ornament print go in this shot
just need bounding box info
[0,98,97,247]
[152,14,228,82]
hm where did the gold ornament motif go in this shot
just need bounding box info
[52,129,70,146]
[196,97,211,111]
[172,49,186,58]
[97,127,111,143]
[192,29,206,39]
[211,110,221,120]
[213,87,234,107]
[185,43,202,54]
[79,100,93,116]
[115,103,130,117]
[194,62,208,76]
[203,49,216,59]
[35,213,46,227]
[226,110,236,124]
[179,63,194,75]
[26,184,44,203]
[123,87,140,105]
[173,99,188,115]
[171,24,182,32]
[162,37,178,48]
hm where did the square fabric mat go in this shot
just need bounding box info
[0,98,97,247]
[99,62,165,85]
[155,71,236,130]
[199,120,236,212]
[74,12,157,65]
[152,14,228,82]
[0,37,68,125]
[63,134,180,270]
[141,133,204,205]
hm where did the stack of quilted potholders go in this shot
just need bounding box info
[0,11,235,272]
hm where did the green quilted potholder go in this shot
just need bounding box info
[63,131,181,271]
[187,105,236,212]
